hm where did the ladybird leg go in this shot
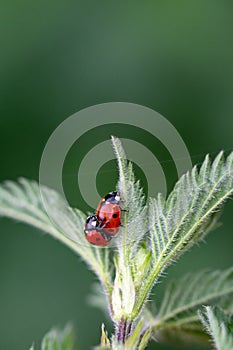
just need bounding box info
[102,232,112,242]
[96,219,106,229]
[101,219,111,228]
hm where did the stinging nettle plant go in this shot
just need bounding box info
[0,136,233,350]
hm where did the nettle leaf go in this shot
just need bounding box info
[0,178,112,295]
[94,323,111,350]
[111,136,149,320]
[1,137,233,349]
[149,151,233,273]
[133,151,233,318]
[124,321,151,350]
[152,268,233,332]
[100,324,111,347]
[111,136,147,252]
[41,324,76,350]
[198,306,233,350]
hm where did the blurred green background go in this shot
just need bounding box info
[0,1,233,349]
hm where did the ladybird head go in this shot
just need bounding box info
[104,191,120,204]
[85,215,101,231]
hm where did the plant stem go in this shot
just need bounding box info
[116,317,126,343]
[116,317,132,343]
[125,321,132,338]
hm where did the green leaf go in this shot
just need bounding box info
[0,178,112,296]
[123,321,151,350]
[94,323,111,349]
[111,136,147,252]
[138,328,151,350]
[100,323,111,347]
[41,324,76,350]
[133,151,233,318]
[198,306,233,350]
[148,325,209,347]
[153,268,233,331]
[111,136,148,320]
[124,321,144,350]
[149,152,233,271]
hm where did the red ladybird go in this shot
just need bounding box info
[96,191,120,212]
[96,192,121,236]
[84,215,111,246]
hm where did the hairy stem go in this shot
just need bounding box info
[115,317,132,343]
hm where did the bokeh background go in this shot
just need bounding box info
[0,1,233,349]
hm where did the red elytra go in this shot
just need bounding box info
[96,202,121,235]
[84,215,112,246]
[85,230,111,246]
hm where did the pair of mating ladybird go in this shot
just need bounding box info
[84,191,121,246]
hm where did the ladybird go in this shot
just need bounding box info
[96,191,121,236]
[96,191,120,212]
[84,215,111,246]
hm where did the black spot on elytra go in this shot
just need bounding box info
[108,229,114,232]
[112,213,118,218]
[96,237,101,241]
